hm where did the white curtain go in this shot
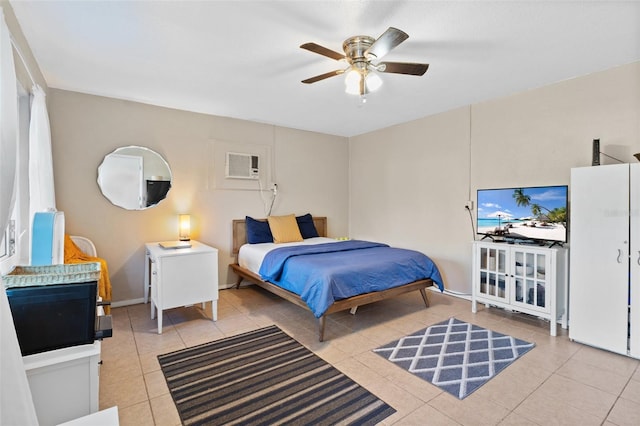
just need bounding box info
[0,6,39,426]
[28,84,55,218]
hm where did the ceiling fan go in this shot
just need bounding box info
[300,27,429,96]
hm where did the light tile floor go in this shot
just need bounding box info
[100,287,640,425]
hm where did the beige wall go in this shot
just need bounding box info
[350,61,640,294]
[48,62,640,302]
[349,106,472,294]
[49,90,349,303]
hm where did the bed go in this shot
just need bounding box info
[229,215,444,341]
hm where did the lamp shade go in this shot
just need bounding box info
[344,69,361,95]
[366,73,382,92]
[344,68,383,96]
[178,214,191,241]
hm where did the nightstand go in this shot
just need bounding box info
[145,241,218,334]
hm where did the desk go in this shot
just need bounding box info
[145,241,218,334]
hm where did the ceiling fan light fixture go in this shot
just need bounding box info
[344,68,362,95]
[366,72,383,92]
[344,68,383,95]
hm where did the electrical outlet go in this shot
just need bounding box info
[464,200,474,210]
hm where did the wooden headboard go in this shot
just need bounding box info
[232,216,327,256]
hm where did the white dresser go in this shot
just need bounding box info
[145,241,219,333]
[23,341,101,426]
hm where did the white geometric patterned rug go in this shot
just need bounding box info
[373,317,535,399]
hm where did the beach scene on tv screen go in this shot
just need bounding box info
[477,186,568,242]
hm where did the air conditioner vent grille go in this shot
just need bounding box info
[225,152,259,179]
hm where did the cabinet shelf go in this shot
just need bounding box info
[472,241,568,336]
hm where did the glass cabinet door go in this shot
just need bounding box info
[477,246,509,301]
[512,249,549,312]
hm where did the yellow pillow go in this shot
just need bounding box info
[268,214,303,244]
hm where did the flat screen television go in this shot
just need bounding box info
[476,185,568,244]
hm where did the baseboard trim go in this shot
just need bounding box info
[427,286,472,301]
[111,298,145,308]
[108,284,471,307]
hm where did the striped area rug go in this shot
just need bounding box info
[158,325,395,425]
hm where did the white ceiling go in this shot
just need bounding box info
[9,1,640,137]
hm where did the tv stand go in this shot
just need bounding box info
[471,241,568,336]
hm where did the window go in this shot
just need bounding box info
[0,82,31,275]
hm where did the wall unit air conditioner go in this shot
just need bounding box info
[225,152,259,180]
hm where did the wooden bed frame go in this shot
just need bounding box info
[229,216,434,341]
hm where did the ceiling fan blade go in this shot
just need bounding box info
[365,27,409,59]
[301,69,344,84]
[378,62,429,76]
[300,42,345,61]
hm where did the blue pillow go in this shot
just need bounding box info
[296,213,319,239]
[245,216,273,244]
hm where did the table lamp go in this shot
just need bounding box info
[179,214,191,241]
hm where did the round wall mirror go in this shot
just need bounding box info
[97,146,172,210]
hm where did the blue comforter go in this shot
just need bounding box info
[258,240,444,317]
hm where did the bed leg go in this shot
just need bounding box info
[234,276,243,289]
[420,288,430,308]
[349,306,358,315]
[318,316,326,342]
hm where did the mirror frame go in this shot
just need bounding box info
[97,146,172,210]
